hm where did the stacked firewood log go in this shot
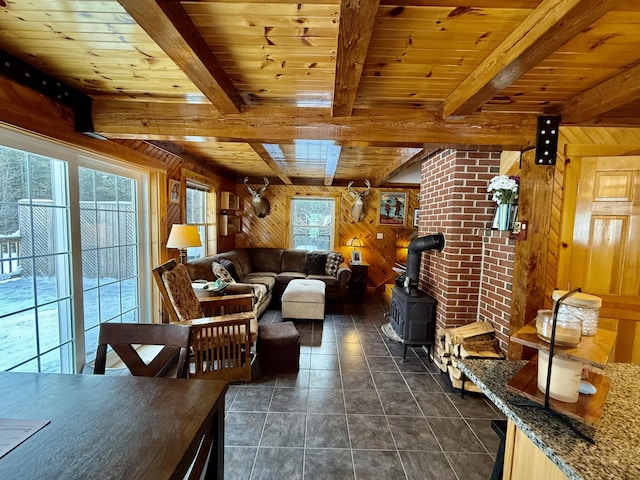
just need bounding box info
[436,322,504,392]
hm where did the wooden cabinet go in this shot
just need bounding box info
[503,420,569,480]
[220,191,239,211]
[219,214,241,236]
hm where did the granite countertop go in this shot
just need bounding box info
[458,359,640,480]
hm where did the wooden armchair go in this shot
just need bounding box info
[187,314,253,383]
[94,322,191,378]
[152,259,255,383]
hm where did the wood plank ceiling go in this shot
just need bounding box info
[1,0,640,186]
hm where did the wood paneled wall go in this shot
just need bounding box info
[232,184,419,291]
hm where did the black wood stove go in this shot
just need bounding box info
[383,233,445,360]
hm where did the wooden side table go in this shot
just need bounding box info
[349,262,369,297]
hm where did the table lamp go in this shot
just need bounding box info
[346,236,364,264]
[167,224,201,264]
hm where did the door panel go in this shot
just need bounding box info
[561,156,640,362]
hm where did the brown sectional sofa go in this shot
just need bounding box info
[185,248,352,319]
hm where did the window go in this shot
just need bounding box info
[0,128,150,373]
[185,182,209,260]
[290,197,336,250]
[79,168,141,365]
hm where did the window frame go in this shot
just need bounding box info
[287,193,341,251]
[0,126,152,374]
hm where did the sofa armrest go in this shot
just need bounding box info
[336,263,352,296]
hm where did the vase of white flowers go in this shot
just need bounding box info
[488,175,519,231]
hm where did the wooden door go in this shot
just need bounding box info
[560,156,640,362]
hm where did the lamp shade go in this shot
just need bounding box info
[346,236,364,248]
[166,224,202,249]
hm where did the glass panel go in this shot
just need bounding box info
[36,259,71,305]
[0,146,29,204]
[38,299,73,353]
[0,310,37,370]
[98,247,120,282]
[40,343,74,374]
[120,277,138,313]
[119,245,138,280]
[82,249,98,288]
[95,172,116,202]
[80,167,140,366]
[83,287,100,330]
[99,281,121,322]
[117,176,134,205]
[0,274,35,317]
[84,324,100,364]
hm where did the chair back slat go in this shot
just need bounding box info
[189,317,252,383]
[94,322,190,378]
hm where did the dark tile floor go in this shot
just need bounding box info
[224,293,505,480]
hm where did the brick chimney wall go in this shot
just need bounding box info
[478,231,516,353]
[417,149,515,352]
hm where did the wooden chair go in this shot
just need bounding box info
[187,314,253,383]
[94,322,191,378]
[152,259,255,382]
[152,259,205,323]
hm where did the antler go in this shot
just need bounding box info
[363,179,371,196]
[258,176,270,195]
[243,176,256,195]
[346,181,357,198]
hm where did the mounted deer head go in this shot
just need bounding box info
[346,179,371,222]
[243,176,271,218]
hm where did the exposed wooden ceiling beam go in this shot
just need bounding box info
[559,61,640,125]
[249,143,293,185]
[440,0,622,119]
[332,0,380,117]
[92,100,538,150]
[117,0,243,114]
[374,148,436,186]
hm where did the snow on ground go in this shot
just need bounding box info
[0,276,137,372]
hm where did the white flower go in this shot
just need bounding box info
[488,175,519,205]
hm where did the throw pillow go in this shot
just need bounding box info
[304,252,327,275]
[211,261,235,283]
[219,259,240,281]
[325,252,343,276]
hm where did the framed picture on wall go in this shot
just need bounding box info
[378,191,407,227]
[169,179,180,205]
[413,209,421,228]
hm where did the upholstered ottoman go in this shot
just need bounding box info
[281,279,326,320]
[257,322,300,376]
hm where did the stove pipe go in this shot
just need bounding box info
[405,232,445,286]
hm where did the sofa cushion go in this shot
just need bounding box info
[307,274,338,287]
[212,261,236,283]
[242,273,276,292]
[304,251,328,275]
[218,259,240,281]
[325,252,344,276]
[248,248,283,273]
[281,249,307,273]
[213,251,249,279]
[275,272,306,285]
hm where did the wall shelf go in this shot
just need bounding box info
[220,191,239,211]
[219,214,241,236]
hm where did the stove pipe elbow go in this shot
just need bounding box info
[405,232,445,284]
